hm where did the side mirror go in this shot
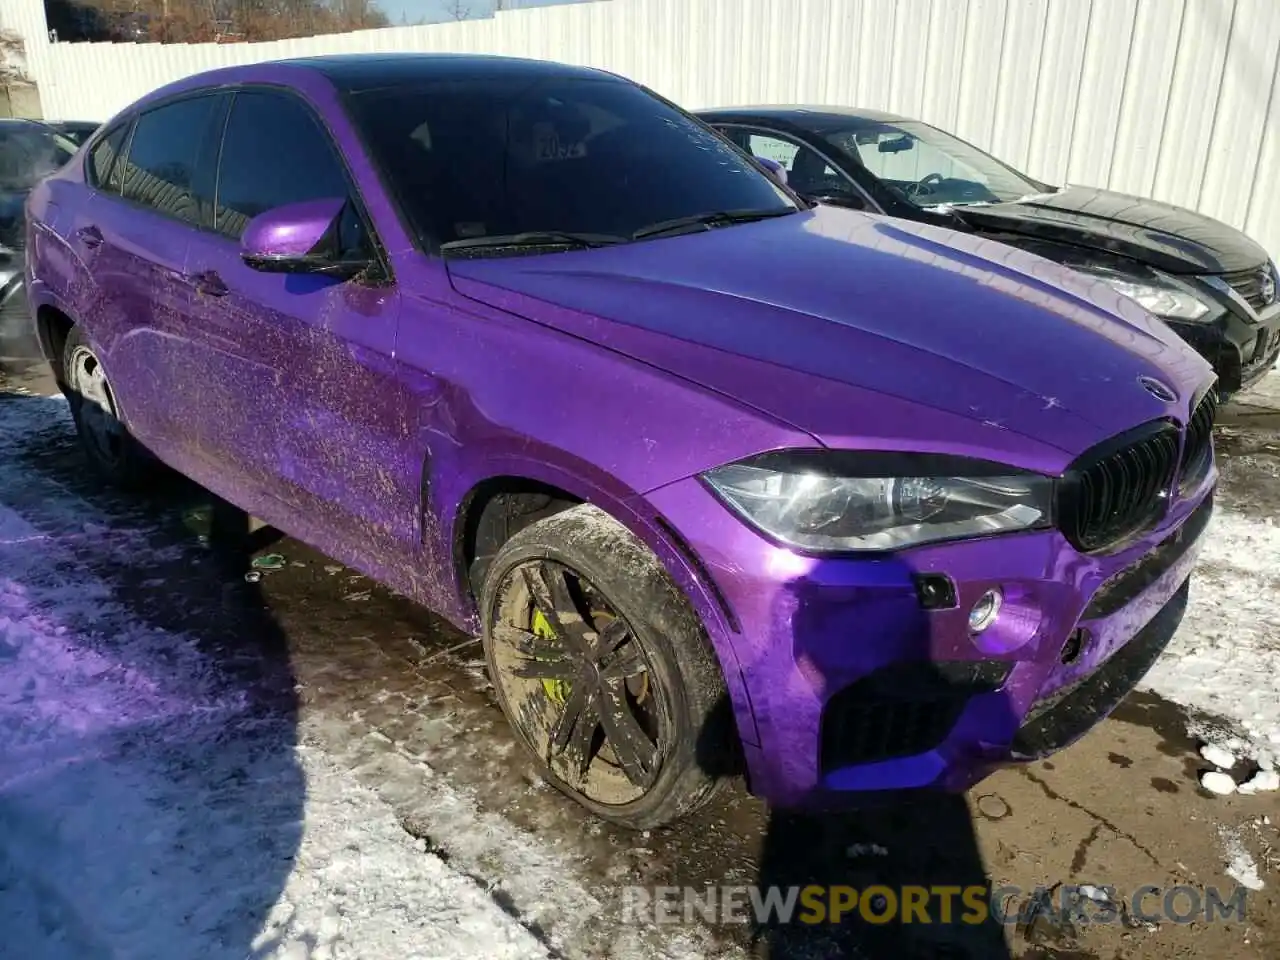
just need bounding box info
[240,197,371,280]
[755,156,788,187]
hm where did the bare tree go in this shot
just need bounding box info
[0,30,26,84]
[444,0,472,20]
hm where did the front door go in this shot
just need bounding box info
[181,87,408,569]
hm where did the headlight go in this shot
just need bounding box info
[1071,264,1211,321]
[701,453,1054,552]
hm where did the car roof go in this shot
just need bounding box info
[271,52,621,94]
[694,105,911,128]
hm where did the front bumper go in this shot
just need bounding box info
[644,471,1214,810]
[1167,304,1280,397]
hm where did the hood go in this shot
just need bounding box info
[953,185,1268,275]
[446,206,1214,464]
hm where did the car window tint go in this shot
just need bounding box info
[87,123,127,192]
[347,77,795,249]
[215,90,351,241]
[119,96,221,225]
[106,121,133,195]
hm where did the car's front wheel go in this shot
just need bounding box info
[63,325,155,488]
[481,504,734,830]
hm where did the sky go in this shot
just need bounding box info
[376,0,595,27]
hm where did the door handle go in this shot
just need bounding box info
[75,225,103,248]
[190,270,229,297]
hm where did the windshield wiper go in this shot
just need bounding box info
[439,231,629,257]
[631,207,797,240]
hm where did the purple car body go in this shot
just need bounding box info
[24,54,1216,823]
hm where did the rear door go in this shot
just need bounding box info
[67,93,227,454]
[182,86,407,557]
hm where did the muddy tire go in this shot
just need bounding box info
[481,503,734,830]
[62,324,156,488]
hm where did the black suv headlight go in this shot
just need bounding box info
[701,451,1055,553]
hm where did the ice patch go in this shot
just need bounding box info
[1200,771,1237,796]
[1218,827,1265,891]
[1199,744,1237,770]
[1237,769,1280,795]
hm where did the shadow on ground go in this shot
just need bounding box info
[0,389,305,958]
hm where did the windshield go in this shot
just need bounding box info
[824,120,1045,208]
[347,76,798,253]
[0,126,77,192]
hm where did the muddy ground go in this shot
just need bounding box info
[2,357,1278,960]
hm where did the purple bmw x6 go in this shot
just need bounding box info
[25,54,1217,829]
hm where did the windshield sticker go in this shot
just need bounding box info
[532,122,586,162]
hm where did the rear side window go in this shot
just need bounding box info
[87,123,128,192]
[119,95,221,226]
[214,90,351,240]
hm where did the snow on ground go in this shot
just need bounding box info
[1217,825,1266,892]
[0,403,556,960]
[1136,369,1280,774]
[0,395,733,960]
[1140,508,1280,770]
[1247,367,1280,408]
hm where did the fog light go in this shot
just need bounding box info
[968,589,1002,634]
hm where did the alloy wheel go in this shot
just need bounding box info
[490,558,670,805]
[67,344,126,468]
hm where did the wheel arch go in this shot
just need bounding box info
[34,300,77,389]
[438,455,761,752]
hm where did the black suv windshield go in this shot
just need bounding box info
[825,120,1045,208]
[347,75,798,254]
[0,125,77,192]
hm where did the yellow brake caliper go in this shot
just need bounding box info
[531,609,570,705]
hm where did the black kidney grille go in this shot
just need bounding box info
[1179,390,1217,493]
[1060,422,1180,553]
[1221,266,1271,312]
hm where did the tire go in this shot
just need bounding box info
[480,503,735,830]
[62,324,156,488]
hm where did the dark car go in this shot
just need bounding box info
[1,118,81,360]
[48,120,103,148]
[698,105,1280,401]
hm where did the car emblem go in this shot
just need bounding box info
[1139,376,1177,402]
[1261,268,1277,307]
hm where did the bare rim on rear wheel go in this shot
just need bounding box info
[490,558,672,806]
[67,344,126,467]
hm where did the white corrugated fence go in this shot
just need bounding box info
[3,0,1280,260]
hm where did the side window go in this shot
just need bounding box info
[215,90,353,241]
[87,122,128,193]
[746,134,801,171]
[119,96,221,225]
[745,132,844,197]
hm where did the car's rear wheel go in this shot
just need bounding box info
[481,504,733,830]
[63,325,155,488]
